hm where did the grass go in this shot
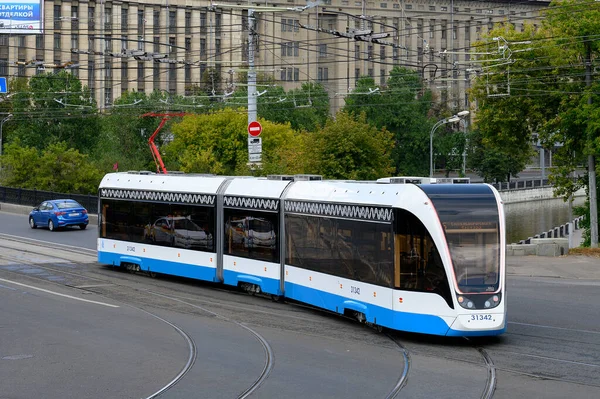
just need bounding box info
[568,247,600,257]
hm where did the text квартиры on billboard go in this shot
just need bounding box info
[0,0,43,34]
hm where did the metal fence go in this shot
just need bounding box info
[491,179,551,191]
[0,186,98,214]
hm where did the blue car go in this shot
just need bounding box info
[29,199,89,231]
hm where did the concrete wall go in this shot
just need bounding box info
[500,187,586,204]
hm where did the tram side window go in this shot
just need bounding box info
[169,204,215,251]
[131,202,152,243]
[223,209,279,263]
[285,215,394,287]
[100,199,216,252]
[394,209,452,306]
[102,199,131,240]
[147,202,172,247]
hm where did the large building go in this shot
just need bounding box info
[0,0,549,113]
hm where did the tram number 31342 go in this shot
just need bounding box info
[471,314,493,321]
[350,286,361,295]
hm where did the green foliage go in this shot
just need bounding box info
[226,80,330,132]
[7,71,100,153]
[343,67,434,175]
[0,140,102,194]
[308,111,395,180]
[163,108,306,175]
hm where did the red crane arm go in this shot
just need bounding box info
[141,112,186,174]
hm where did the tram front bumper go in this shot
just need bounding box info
[447,313,506,336]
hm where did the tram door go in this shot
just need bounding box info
[393,209,438,291]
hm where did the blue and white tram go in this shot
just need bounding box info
[97,172,506,337]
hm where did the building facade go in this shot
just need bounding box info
[0,0,549,113]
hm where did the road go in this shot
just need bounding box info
[1,211,599,398]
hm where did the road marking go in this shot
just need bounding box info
[509,321,600,335]
[0,277,119,308]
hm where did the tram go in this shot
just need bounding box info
[97,172,506,336]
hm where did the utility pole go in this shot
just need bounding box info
[247,9,257,125]
[585,40,598,247]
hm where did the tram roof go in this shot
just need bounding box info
[99,172,229,194]
[225,177,292,198]
[284,180,424,206]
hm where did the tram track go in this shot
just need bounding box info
[383,333,410,399]
[4,234,599,397]
[0,236,494,399]
[0,237,275,398]
[463,339,497,399]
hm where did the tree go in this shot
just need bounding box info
[0,140,102,194]
[7,71,100,153]
[308,111,395,180]
[470,0,600,245]
[343,67,434,175]
[162,108,306,175]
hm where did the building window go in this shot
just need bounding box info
[122,8,128,31]
[138,62,145,87]
[380,69,386,86]
[54,5,61,30]
[355,45,360,60]
[169,11,176,31]
[216,13,222,35]
[89,6,96,30]
[380,46,386,60]
[122,61,128,83]
[54,33,61,49]
[319,44,327,57]
[153,64,160,89]
[169,37,176,55]
[153,10,160,35]
[294,68,299,81]
[153,36,160,53]
[429,6,435,11]
[441,6,447,11]
[71,34,79,50]
[105,6,112,30]
[185,11,191,35]
[200,39,206,57]
[405,4,412,9]
[355,68,360,82]
[380,3,387,8]
[200,13,207,34]
[36,34,44,50]
[137,9,144,35]
[317,67,328,81]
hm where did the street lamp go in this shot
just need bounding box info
[430,111,469,177]
[0,113,13,157]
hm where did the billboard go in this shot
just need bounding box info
[0,0,44,34]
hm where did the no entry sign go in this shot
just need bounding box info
[248,121,262,137]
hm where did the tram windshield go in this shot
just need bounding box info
[420,185,501,294]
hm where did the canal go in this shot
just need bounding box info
[504,196,585,244]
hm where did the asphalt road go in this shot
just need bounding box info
[1,210,599,399]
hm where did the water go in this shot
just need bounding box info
[504,197,585,244]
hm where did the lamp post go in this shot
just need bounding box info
[430,110,469,178]
[0,113,13,157]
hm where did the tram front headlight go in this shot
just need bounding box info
[457,296,475,309]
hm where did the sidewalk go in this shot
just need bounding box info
[507,254,600,279]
